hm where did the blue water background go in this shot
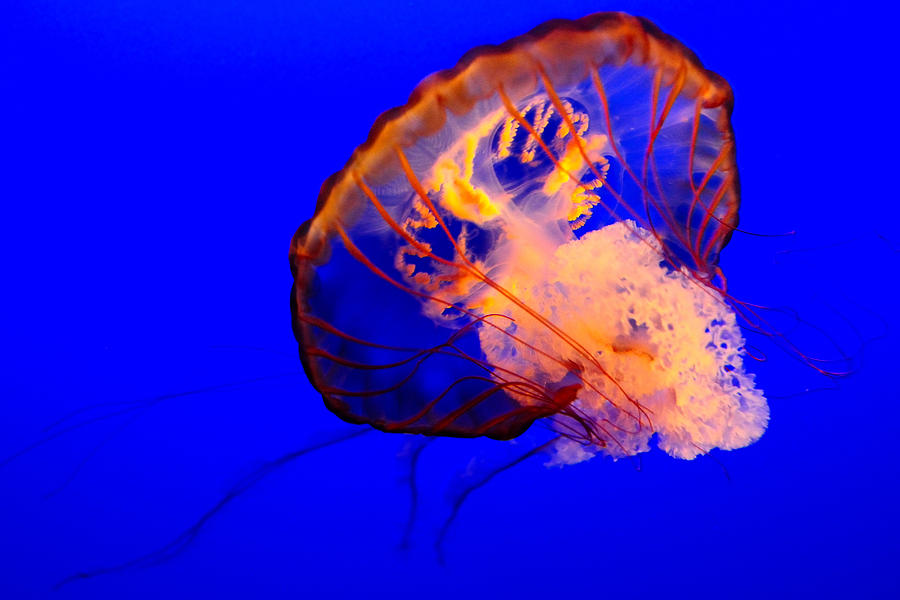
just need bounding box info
[3,1,899,598]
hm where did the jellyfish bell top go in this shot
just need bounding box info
[290,12,766,463]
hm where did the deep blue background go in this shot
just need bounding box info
[3,1,899,598]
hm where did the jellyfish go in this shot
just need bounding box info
[291,11,768,466]
[6,7,898,598]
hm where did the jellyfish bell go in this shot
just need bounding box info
[290,11,767,465]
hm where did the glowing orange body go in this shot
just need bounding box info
[290,12,766,462]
